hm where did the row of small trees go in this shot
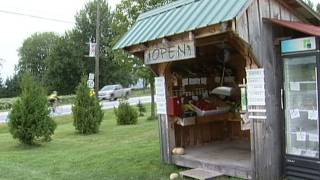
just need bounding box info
[8,73,145,145]
[8,74,104,145]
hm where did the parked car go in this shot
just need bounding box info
[98,84,131,101]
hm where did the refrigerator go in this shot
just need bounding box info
[282,37,320,179]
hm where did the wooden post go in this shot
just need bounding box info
[95,2,100,94]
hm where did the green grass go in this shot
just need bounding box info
[0,106,181,180]
[130,88,151,98]
[0,106,239,180]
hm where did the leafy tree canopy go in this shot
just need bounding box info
[17,32,59,83]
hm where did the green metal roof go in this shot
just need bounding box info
[114,0,251,49]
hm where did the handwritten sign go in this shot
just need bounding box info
[309,133,319,142]
[155,77,167,114]
[296,132,307,142]
[144,40,196,65]
[246,69,266,106]
[290,109,300,119]
[308,110,318,120]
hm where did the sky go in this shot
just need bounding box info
[0,0,319,80]
[0,0,121,80]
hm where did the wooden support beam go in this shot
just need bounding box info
[126,44,147,53]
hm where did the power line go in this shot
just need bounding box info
[0,9,74,24]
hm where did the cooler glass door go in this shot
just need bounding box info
[284,55,319,159]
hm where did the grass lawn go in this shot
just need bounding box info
[0,106,238,180]
[0,108,178,180]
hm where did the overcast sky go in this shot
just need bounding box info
[0,0,320,80]
[0,0,121,80]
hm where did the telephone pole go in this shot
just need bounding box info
[95,2,101,95]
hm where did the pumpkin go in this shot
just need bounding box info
[169,173,179,180]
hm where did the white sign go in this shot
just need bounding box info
[296,132,307,142]
[246,69,266,106]
[305,150,318,158]
[87,80,94,89]
[290,82,300,91]
[308,110,318,120]
[89,73,95,80]
[155,77,167,114]
[290,109,300,119]
[89,43,97,57]
[182,78,188,86]
[309,133,319,142]
[144,40,196,65]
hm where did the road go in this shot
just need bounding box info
[0,96,151,124]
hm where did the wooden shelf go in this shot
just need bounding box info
[196,113,234,124]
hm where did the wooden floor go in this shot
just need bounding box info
[172,140,252,179]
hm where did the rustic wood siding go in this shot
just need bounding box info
[234,0,305,179]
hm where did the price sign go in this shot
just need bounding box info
[246,69,266,106]
[290,109,300,119]
[155,77,167,115]
[308,110,318,120]
[296,132,307,142]
[309,133,319,142]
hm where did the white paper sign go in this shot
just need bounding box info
[246,68,266,106]
[290,109,300,119]
[305,150,318,158]
[88,73,95,80]
[309,133,319,142]
[308,110,318,120]
[156,102,167,114]
[155,77,167,114]
[296,132,307,141]
[290,82,300,91]
[189,78,200,85]
[182,78,188,86]
[290,148,302,156]
[87,80,94,89]
[89,43,96,57]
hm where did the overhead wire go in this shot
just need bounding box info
[0,9,74,24]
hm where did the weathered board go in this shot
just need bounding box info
[233,0,309,179]
[144,40,196,65]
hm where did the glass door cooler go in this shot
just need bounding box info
[282,37,320,179]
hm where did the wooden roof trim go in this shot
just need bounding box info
[125,21,233,54]
[278,0,320,25]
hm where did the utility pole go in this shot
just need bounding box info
[95,2,101,95]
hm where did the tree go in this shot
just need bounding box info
[2,74,21,98]
[70,0,135,89]
[45,33,84,95]
[304,0,314,9]
[317,3,320,14]
[113,0,176,119]
[72,77,104,134]
[17,32,59,83]
[8,74,56,145]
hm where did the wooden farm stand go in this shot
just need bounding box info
[115,0,320,179]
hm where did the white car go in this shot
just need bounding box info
[98,84,131,101]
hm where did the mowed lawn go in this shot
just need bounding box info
[0,106,182,180]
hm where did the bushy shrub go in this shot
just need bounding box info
[114,100,138,125]
[136,101,146,116]
[0,102,12,110]
[72,78,104,134]
[8,74,56,145]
